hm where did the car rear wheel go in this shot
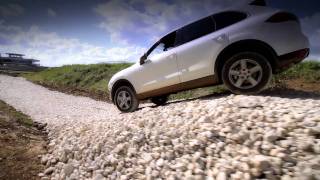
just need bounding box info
[114,86,139,112]
[222,52,272,94]
[151,95,168,106]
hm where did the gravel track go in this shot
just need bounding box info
[0,75,320,180]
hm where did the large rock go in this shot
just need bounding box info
[63,163,75,177]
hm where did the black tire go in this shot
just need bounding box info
[222,52,272,94]
[151,95,168,106]
[114,86,139,112]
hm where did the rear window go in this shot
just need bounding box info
[175,16,215,46]
[212,11,247,30]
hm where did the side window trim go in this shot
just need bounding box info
[210,16,217,31]
[212,11,248,31]
[147,31,178,58]
[174,30,182,47]
[146,41,161,57]
[169,11,248,48]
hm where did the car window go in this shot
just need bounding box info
[147,32,176,59]
[212,11,247,30]
[148,43,166,59]
[175,17,215,46]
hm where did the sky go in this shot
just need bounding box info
[0,0,320,67]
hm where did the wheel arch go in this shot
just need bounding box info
[111,79,135,103]
[214,39,278,82]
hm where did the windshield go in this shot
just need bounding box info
[145,31,176,59]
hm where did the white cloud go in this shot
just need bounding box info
[0,0,273,67]
[0,19,20,31]
[47,8,57,17]
[94,0,319,61]
[0,22,145,67]
[0,3,24,17]
[94,0,246,46]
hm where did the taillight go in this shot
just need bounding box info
[266,12,299,23]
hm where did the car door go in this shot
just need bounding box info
[174,11,248,83]
[174,16,218,83]
[133,33,181,94]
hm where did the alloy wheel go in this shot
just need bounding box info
[116,90,132,110]
[228,59,263,89]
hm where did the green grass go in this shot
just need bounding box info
[269,61,320,89]
[274,61,320,83]
[23,63,132,96]
[23,61,320,101]
[0,100,33,127]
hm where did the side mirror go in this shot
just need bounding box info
[140,54,147,65]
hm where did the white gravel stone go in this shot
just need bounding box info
[44,167,54,175]
[1,75,320,179]
[63,163,74,177]
[41,156,48,165]
[216,172,227,180]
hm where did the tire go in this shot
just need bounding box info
[151,95,168,106]
[114,86,139,112]
[222,52,272,94]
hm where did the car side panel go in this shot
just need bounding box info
[224,12,309,56]
[175,33,227,83]
[127,50,181,94]
[257,22,309,56]
[136,75,219,100]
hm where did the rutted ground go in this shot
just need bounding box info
[0,75,319,180]
[0,99,46,180]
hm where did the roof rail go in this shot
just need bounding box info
[249,0,266,6]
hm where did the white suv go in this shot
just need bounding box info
[108,2,309,112]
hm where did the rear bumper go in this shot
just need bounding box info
[275,48,309,72]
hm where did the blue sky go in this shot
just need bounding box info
[0,0,320,66]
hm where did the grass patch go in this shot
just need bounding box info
[274,61,320,83]
[23,63,132,100]
[0,100,46,180]
[23,63,132,91]
[0,100,33,127]
[270,61,320,89]
[22,61,320,101]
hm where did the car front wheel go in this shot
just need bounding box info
[114,86,139,112]
[222,52,272,94]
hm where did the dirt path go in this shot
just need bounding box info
[1,75,320,180]
[0,100,47,180]
[0,75,117,122]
